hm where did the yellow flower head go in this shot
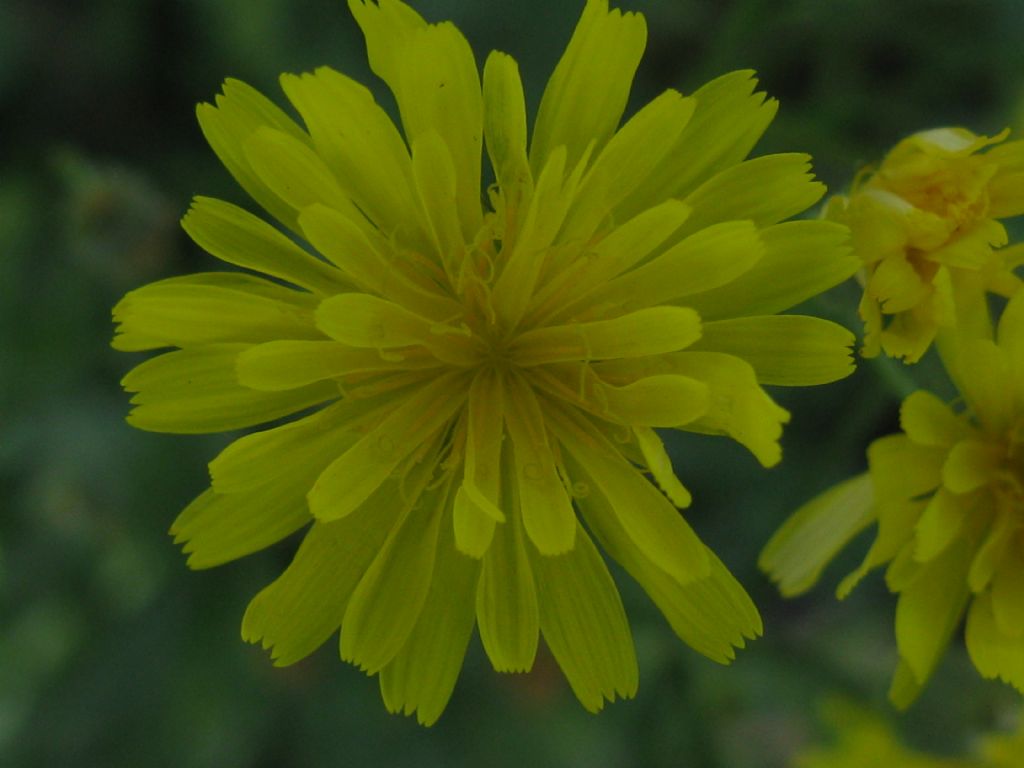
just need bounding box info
[762,290,1024,707]
[115,0,857,723]
[792,701,983,768]
[827,128,1024,363]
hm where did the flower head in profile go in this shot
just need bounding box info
[762,290,1024,707]
[115,0,857,723]
[826,128,1024,363]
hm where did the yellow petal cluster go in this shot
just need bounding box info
[826,128,1024,362]
[762,291,1024,706]
[115,0,858,723]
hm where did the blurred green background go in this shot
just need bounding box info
[2,0,1023,766]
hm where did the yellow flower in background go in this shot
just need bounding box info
[792,701,983,768]
[115,0,858,723]
[762,290,1024,707]
[826,127,1024,363]
[976,715,1024,767]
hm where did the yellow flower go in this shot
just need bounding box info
[976,715,1024,767]
[792,701,982,768]
[762,290,1024,707]
[826,128,1024,363]
[115,0,857,723]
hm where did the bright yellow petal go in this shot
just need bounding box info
[589,220,764,309]
[379,501,480,726]
[236,340,442,392]
[684,220,857,320]
[340,476,447,674]
[868,434,945,502]
[529,0,646,175]
[181,196,348,295]
[560,90,696,243]
[619,70,777,217]
[476,454,540,673]
[691,315,855,386]
[966,592,1024,692]
[279,67,422,243]
[307,374,466,521]
[680,153,825,233]
[243,126,358,217]
[122,344,338,433]
[760,473,875,597]
[956,340,1014,435]
[893,538,970,688]
[530,524,638,712]
[511,306,701,366]
[196,78,312,230]
[240,479,404,666]
[171,487,308,569]
[633,427,692,507]
[990,550,1024,638]
[504,375,576,555]
[942,439,1004,494]
[207,400,364,494]
[580,480,760,663]
[482,51,532,228]
[899,390,970,448]
[662,351,790,467]
[298,203,461,321]
[548,407,710,585]
[112,272,321,352]
[913,488,969,562]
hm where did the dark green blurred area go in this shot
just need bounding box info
[2,1,1023,766]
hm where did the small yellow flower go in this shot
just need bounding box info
[116,0,857,723]
[792,701,983,768]
[827,128,1024,363]
[762,290,1024,707]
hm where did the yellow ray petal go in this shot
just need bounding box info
[298,202,461,321]
[504,375,576,555]
[379,500,480,726]
[196,78,312,230]
[316,292,477,365]
[279,68,422,242]
[579,481,760,663]
[511,306,701,366]
[619,70,777,218]
[530,523,638,712]
[893,538,970,688]
[899,390,970,448]
[482,51,532,240]
[476,454,539,672]
[560,90,696,243]
[307,373,466,521]
[112,272,321,352]
[529,0,646,176]
[547,407,710,585]
[182,197,348,295]
[340,475,447,674]
[122,344,339,434]
[691,315,855,386]
[171,486,309,570]
[236,340,443,392]
[240,476,406,666]
[660,351,790,467]
[760,474,875,597]
[680,153,825,233]
[589,220,764,310]
[966,592,1024,692]
[684,220,857,320]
